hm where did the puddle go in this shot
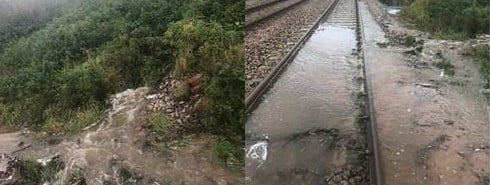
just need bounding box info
[246,0,363,184]
[384,6,401,15]
[360,1,489,184]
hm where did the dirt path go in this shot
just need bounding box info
[361,1,490,184]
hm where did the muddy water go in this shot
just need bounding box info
[245,0,362,184]
[2,87,242,185]
[360,1,490,185]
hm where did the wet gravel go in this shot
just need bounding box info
[324,166,368,185]
[145,74,200,133]
[245,0,333,95]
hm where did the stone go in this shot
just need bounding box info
[193,98,207,114]
[404,48,418,55]
[173,82,190,101]
[187,73,203,88]
[190,84,202,95]
[415,45,423,53]
[444,120,455,125]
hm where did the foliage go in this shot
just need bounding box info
[379,0,413,6]
[43,101,105,134]
[434,53,455,76]
[402,0,489,39]
[148,112,169,135]
[0,0,185,130]
[12,157,64,185]
[165,19,244,142]
[0,0,244,147]
[471,44,490,89]
[164,0,244,143]
[214,138,244,166]
[0,0,69,52]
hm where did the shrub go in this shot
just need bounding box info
[214,138,243,166]
[165,19,244,142]
[0,0,184,131]
[402,0,489,39]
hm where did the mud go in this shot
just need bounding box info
[361,1,490,184]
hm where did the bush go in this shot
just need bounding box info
[472,44,490,88]
[0,0,245,145]
[402,0,489,39]
[214,138,244,166]
[13,157,64,185]
[165,19,244,142]
[0,0,184,131]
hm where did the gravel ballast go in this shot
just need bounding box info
[245,0,333,95]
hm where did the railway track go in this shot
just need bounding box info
[245,0,285,13]
[245,0,337,113]
[356,0,382,184]
[245,0,306,27]
[245,0,382,184]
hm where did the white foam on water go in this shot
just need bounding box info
[387,9,400,15]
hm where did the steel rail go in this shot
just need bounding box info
[245,0,383,184]
[356,0,383,184]
[245,0,340,113]
[245,0,307,27]
[246,0,287,13]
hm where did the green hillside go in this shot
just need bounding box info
[0,0,244,141]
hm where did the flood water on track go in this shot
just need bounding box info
[245,0,362,184]
[359,1,490,185]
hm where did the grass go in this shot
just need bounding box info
[146,112,192,152]
[148,112,169,135]
[434,60,455,77]
[42,102,105,134]
[433,53,455,77]
[434,30,471,41]
[214,138,244,167]
[471,44,490,102]
[12,157,64,185]
[472,44,490,87]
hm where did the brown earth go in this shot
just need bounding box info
[361,1,490,184]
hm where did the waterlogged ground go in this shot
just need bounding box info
[0,88,242,185]
[361,1,490,185]
[246,0,368,184]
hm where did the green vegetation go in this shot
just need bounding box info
[0,0,69,52]
[0,0,244,148]
[434,53,455,77]
[379,0,413,6]
[402,0,489,101]
[401,0,489,39]
[148,112,170,135]
[214,138,244,166]
[12,157,64,185]
[472,44,490,87]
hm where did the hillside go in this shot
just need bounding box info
[0,0,244,184]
